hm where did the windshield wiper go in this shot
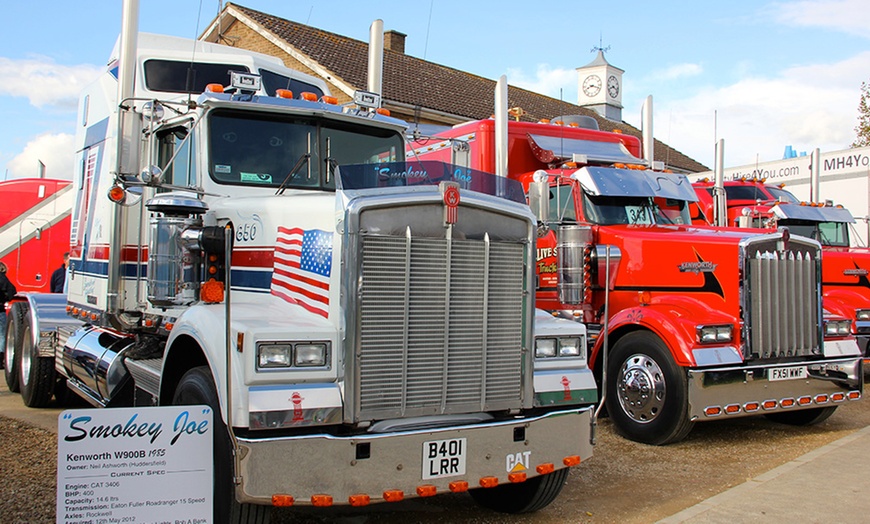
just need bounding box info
[275,153,310,195]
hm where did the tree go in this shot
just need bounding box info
[853,81,870,148]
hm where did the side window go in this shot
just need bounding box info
[548,185,576,222]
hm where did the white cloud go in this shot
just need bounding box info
[6,133,75,180]
[0,56,101,109]
[649,63,703,82]
[772,0,870,37]
[652,50,868,169]
[506,64,577,101]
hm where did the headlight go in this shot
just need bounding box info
[535,337,584,358]
[559,337,582,357]
[857,309,870,321]
[258,343,293,368]
[697,325,733,344]
[257,341,329,369]
[295,343,327,366]
[535,338,557,358]
[825,320,852,337]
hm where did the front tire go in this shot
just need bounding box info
[4,302,27,393]
[19,310,56,408]
[765,406,837,426]
[605,331,693,445]
[469,468,569,513]
[172,366,269,524]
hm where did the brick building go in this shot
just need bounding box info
[200,3,707,173]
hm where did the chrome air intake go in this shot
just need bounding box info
[145,195,208,306]
[557,225,593,305]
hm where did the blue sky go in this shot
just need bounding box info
[1,0,869,180]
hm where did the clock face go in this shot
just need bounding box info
[607,75,620,99]
[582,75,602,97]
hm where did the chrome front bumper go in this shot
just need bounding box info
[235,407,593,506]
[687,356,863,420]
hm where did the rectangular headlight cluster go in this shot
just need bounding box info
[825,320,852,337]
[535,337,584,359]
[697,324,733,344]
[856,309,870,321]
[257,341,329,369]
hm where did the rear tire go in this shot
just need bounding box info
[4,302,27,393]
[765,406,837,426]
[469,468,569,513]
[19,309,56,408]
[605,331,694,445]
[172,366,270,524]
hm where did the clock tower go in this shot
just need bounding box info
[576,47,624,121]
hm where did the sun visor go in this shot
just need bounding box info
[574,166,698,202]
[772,203,855,223]
[527,133,645,165]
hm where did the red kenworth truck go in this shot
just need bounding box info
[693,177,870,364]
[412,112,863,445]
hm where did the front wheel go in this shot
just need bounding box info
[469,468,569,513]
[172,366,269,524]
[605,331,694,445]
[765,406,837,426]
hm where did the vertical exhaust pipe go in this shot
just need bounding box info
[642,95,654,165]
[713,139,727,226]
[811,147,821,203]
[495,75,508,178]
[367,19,384,100]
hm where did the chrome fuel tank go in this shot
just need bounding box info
[62,326,135,405]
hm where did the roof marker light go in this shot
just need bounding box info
[376,107,391,116]
[276,89,293,99]
[300,92,318,101]
[205,83,224,93]
[321,95,338,105]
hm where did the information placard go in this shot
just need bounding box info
[57,405,213,524]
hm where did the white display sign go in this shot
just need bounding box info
[57,406,213,524]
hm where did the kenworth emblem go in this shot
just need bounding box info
[441,181,460,226]
[679,261,717,273]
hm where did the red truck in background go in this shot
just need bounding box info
[693,177,870,362]
[411,114,864,445]
[0,178,72,293]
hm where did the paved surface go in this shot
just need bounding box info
[658,424,870,523]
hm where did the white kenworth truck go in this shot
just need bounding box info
[2,27,598,524]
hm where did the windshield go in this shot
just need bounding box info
[208,109,404,190]
[780,220,850,247]
[581,191,656,225]
[768,186,799,203]
[654,198,693,225]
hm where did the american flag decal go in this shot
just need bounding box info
[271,226,333,318]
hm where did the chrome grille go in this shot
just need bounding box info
[745,246,820,358]
[357,230,526,420]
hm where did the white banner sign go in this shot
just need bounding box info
[57,406,213,524]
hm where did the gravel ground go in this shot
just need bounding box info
[3,393,869,524]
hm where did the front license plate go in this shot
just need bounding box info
[422,438,467,479]
[769,366,808,381]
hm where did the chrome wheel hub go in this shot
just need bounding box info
[616,353,666,423]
